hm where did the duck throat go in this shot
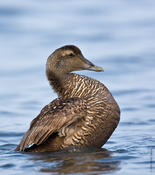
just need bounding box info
[46,70,67,96]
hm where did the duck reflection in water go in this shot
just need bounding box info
[29,147,120,174]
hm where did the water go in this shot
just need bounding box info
[0,0,155,174]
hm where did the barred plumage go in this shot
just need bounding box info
[15,45,120,152]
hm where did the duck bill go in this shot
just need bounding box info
[82,58,104,72]
[87,65,104,72]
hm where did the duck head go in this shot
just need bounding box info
[46,45,103,78]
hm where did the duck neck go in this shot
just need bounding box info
[46,69,68,96]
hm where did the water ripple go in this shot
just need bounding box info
[0,0,155,175]
[0,163,15,168]
[0,132,24,137]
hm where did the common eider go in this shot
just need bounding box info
[15,45,120,152]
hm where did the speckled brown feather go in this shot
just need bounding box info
[15,45,120,152]
[16,97,87,151]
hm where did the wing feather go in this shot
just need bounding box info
[17,97,87,151]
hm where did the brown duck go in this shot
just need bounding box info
[15,45,120,152]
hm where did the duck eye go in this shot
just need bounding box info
[68,53,74,57]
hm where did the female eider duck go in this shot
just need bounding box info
[15,45,120,152]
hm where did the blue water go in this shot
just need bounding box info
[0,0,155,174]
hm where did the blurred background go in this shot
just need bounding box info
[0,0,155,175]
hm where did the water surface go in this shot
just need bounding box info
[0,0,155,174]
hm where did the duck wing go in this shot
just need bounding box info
[17,97,87,151]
